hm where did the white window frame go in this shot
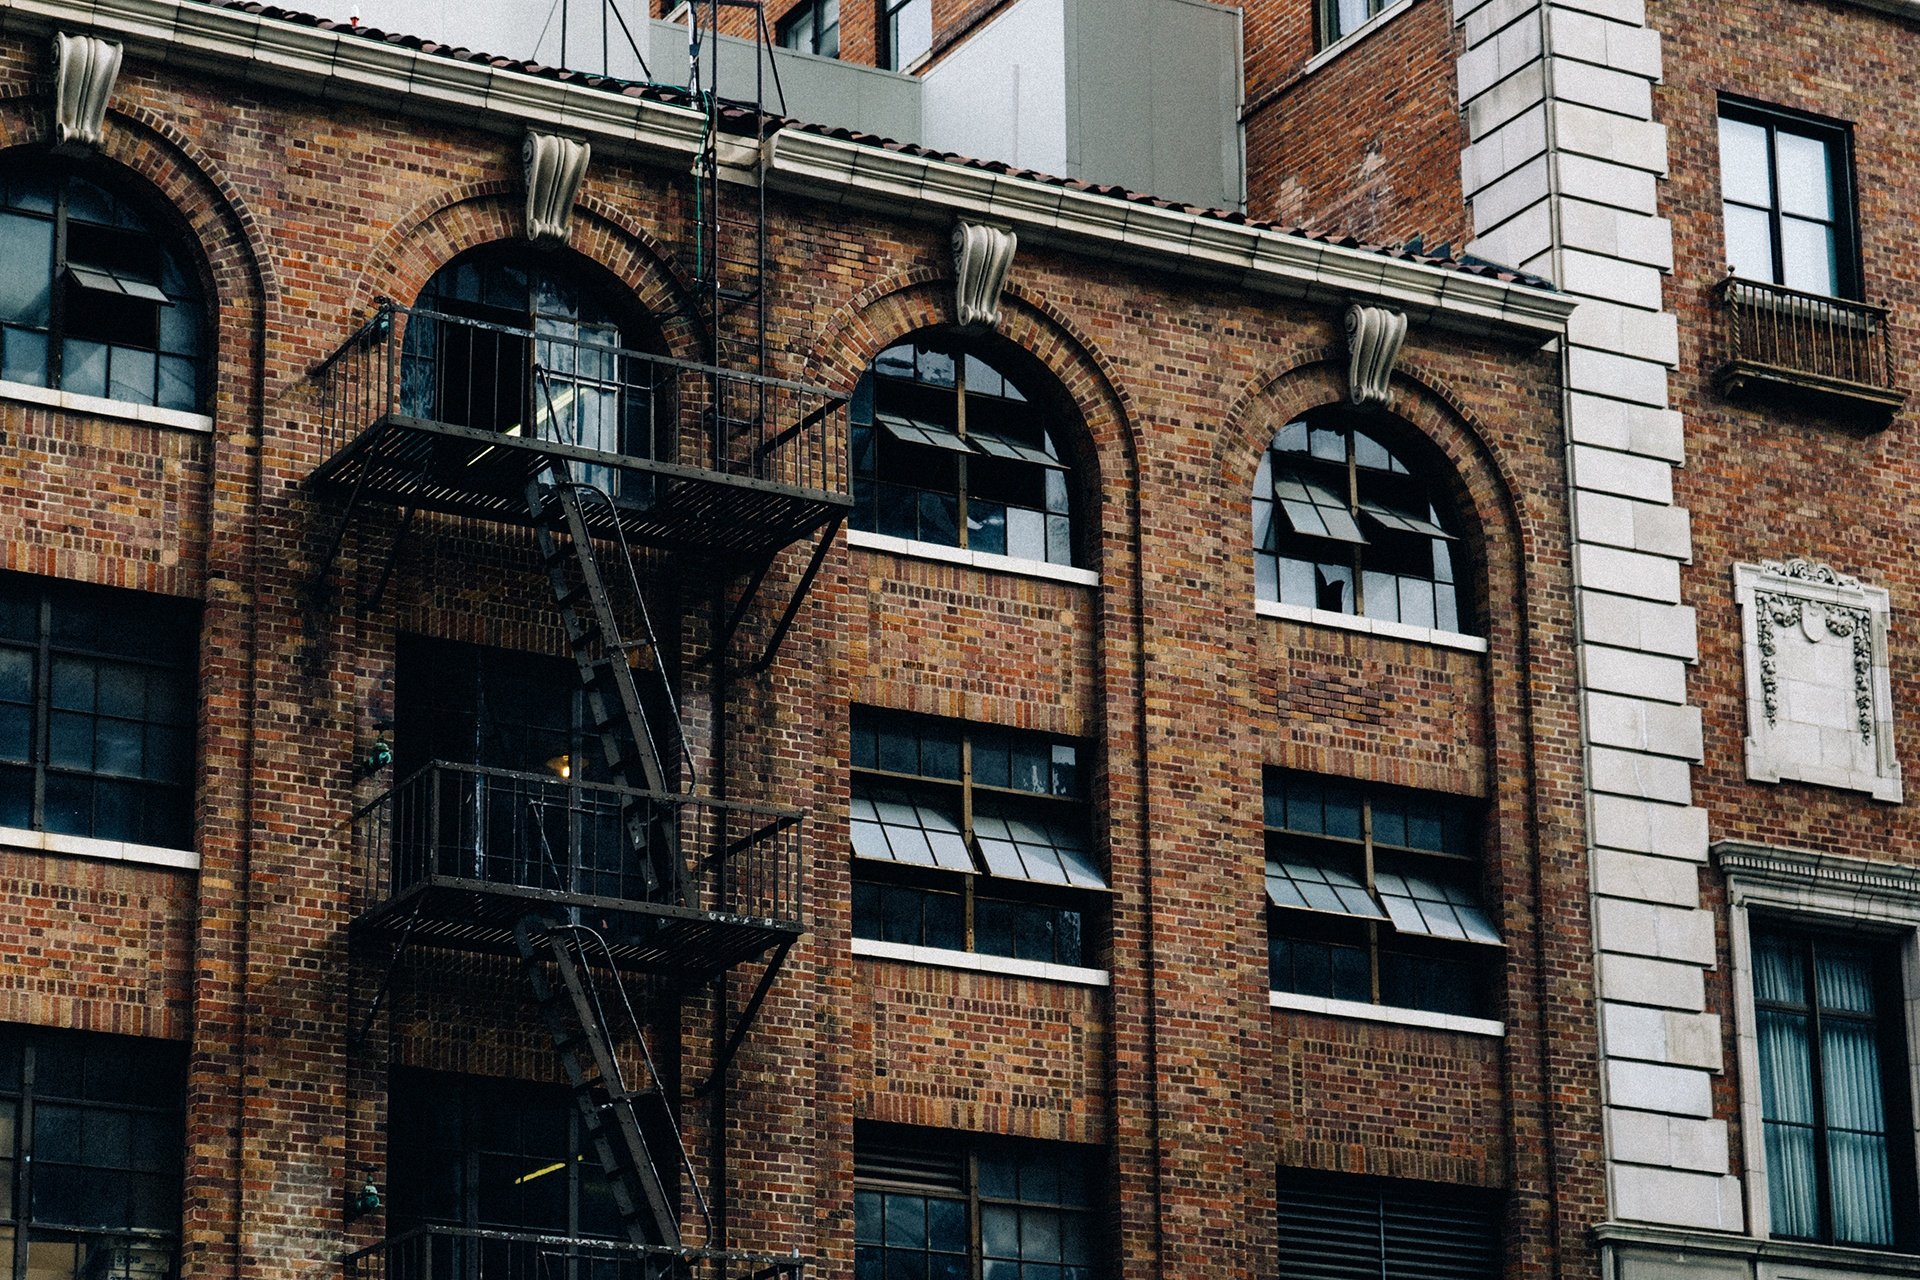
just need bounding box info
[1718,839,1920,1246]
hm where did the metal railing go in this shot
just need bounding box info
[345,1227,805,1280]
[352,762,803,925]
[1716,275,1898,395]
[312,302,847,499]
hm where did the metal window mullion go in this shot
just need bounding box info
[1764,122,1789,287]
[966,1150,982,1280]
[48,188,68,390]
[1362,796,1381,1005]
[15,1043,33,1280]
[954,363,970,552]
[1344,434,1366,615]
[1803,934,1836,1243]
[31,593,50,836]
[961,733,977,951]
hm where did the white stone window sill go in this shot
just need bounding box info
[847,529,1101,587]
[853,937,1110,986]
[0,378,213,434]
[1269,989,1504,1036]
[1302,0,1417,75]
[1256,598,1488,653]
[0,824,198,871]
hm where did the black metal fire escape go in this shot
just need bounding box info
[320,7,840,1277]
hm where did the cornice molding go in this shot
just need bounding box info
[1714,839,1920,905]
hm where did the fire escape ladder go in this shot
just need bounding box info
[526,462,694,909]
[515,917,706,1256]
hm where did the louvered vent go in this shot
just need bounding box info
[854,1127,967,1194]
[1276,1171,1499,1280]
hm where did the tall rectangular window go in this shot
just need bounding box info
[0,574,196,849]
[1318,0,1404,47]
[0,1025,185,1280]
[1751,923,1914,1247]
[1265,771,1499,1018]
[777,0,840,57]
[851,708,1106,966]
[881,0,931,69]
[855,1125,1099,1280]
[1718,101,1859,299]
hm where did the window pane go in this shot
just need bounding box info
[63,339,108,398]
[1723,203,1776,282]
[1774,130,1834,220]
[1718,116,1772,207]
[3,326,49,386]
[0,212,53,325]
[109,346,158,406]
[1780,217,1838,296]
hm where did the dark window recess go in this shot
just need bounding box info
[0,572,197,848]
[1751,921,1915,1248]
[856,1124,1099,1280]
[388,1069,634,1242]
[1718,100,1859,300]
[852,337,1078,567]
[1254,406,1470,633]
[1265,770,1499,1019]
[0,165,206,410]
[1276,1169,1499,1280]
[0,1024,185,1280]
[850,708,1104,966]
[777,0,840,57]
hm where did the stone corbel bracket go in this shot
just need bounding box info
[52,31,123,154]
[1733,558,1901,802]
[953,221,1017,331]
[1345,304,1408,407]
[523,131,592,248]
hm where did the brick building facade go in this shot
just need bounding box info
[0,2,1653,1280]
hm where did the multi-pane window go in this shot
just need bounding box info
[0,164,206,411]
[855,1126,1099,1280]
[777,0,840,57]
[881,0,931,69]
[0,574,197,849]
[1751,922,1914,1247]
[1254,407,1467,633]
[394,636,674,900]
[388,1070,624,1241]
[1276,1169,1499,1280]
[0,1025,185,1280]
[853,338,1077,567]
[1317,0,1403,46]
[1265,771,1498,1018]
[1718,101,1858,299]
[851,709,1105,966]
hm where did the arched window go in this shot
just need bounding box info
[1254,406,1469,634]
[0,161,207,411]
[400,247,665,482]
[852,336,1078,568]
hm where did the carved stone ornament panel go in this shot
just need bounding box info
[952,221,1017,331]
[523,131,591,248]
[1733,559,1900,801]
[52,31,123,154]
[1345,304,1407,407]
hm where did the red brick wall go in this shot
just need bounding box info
[1242,0,1473,246]
[1652,0,1920,1172]
[0,21,1599,1280]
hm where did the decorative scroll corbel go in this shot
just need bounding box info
[51,32,123,154]
[1345,304,1408,407]
[523,131,591,248]
[953,221,1017,332]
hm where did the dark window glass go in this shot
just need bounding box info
[0,1026,184,1280]
[1265,770,1498,1018]
[851,709,1101,965]
[1751,923,1914,1247]
[1255,407,1468,633]
[856,1127,1098,1280]
[854,338,1078,568]
[1318,0,1401,46]
[0,162,206,410]
[881,0,931,68]
[1718,101,1858,299]
[0,574,196,848]
[777,0,840,56]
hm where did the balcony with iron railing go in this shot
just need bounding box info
[350,762,805,978]
[345,1226,805,1280]
[310,304,851,559]
[1713,276,1905,416]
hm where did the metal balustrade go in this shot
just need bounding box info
[1714,276,1903,414]
[345,1226,806,1280]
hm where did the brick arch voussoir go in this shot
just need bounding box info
[357,186,706,361]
